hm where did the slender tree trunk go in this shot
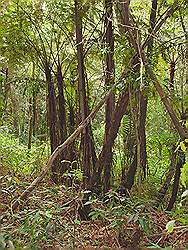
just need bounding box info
[68,104,77,163]
[156,147,177,204]
[120,126,136,193]
[138,92,148,178]
[45,63,58,152]
[74,0,95,188]
[32,90,37,137]
[103,0,115,193]
[167,151,185,210]
[166,14,187,210]
[28,63,36,149]
[116,0,140,190]
[56,63,67,144]
[179,13,188,121]
[45,62,59,183]
[137,0,157,178]
[147,0,157,55]
[28,97,33,150]
[56,62,69,175]
[179,13,188,89]
[93,90,129,193]
[169,57,175,92]
[123,148,137,191]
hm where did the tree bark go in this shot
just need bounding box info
[156,147,177,205]
[167,151,185,210]
[103,0,115,193]
[28,97,33,150]
[45,62,59,183]
[118,0,148,182]
[138,0,157,178]
[32,90,37,137]
[56,63,67,144]
[123,147,137,191]
[147,0,158,55]
[74,0,96,188]
[93,90,129,193]
[138,92,148,178]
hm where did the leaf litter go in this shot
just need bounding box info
[0,175,187,249]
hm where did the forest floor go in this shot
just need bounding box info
[0,174,188,249]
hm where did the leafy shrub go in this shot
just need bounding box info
[0,126,48,175]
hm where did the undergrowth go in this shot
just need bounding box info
[1,176,187,249]
[0,129,187,249]
[0,127,48,175]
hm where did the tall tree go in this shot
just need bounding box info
[103,0,115,193]
[74,0,96,188]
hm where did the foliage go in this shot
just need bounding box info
[0,126,48,175]
[1,184,187,249]
[0,0,188,248]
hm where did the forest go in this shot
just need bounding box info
[0,0,188,249]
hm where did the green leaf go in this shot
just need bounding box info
[166,220,175,233]
[181,163,188,188]
[180,142,186,152]
[139,217,150,236]
[181,190,188,198]
[74,219,81,225]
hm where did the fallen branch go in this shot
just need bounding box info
[11,89,112,211]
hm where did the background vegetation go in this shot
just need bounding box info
[0,0,187,248]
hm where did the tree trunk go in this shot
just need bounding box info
[147,0,157,56]
[93,90,129,193]
[138,92,148,178]
[169,58,175,92]
[156,147,176,205]
[11,88,113,211]
[56,63,67,144]
[137,0,158,178]
[103,0,115,193]
[28,63,36,149]
[123,148,137,192]
[68,104,77,163]
[167,151,185,210]
[179,13,188,120]
[74,0,95,188]
[32,90,37,137]
[28,97,33,150]
[45,62,59,183]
